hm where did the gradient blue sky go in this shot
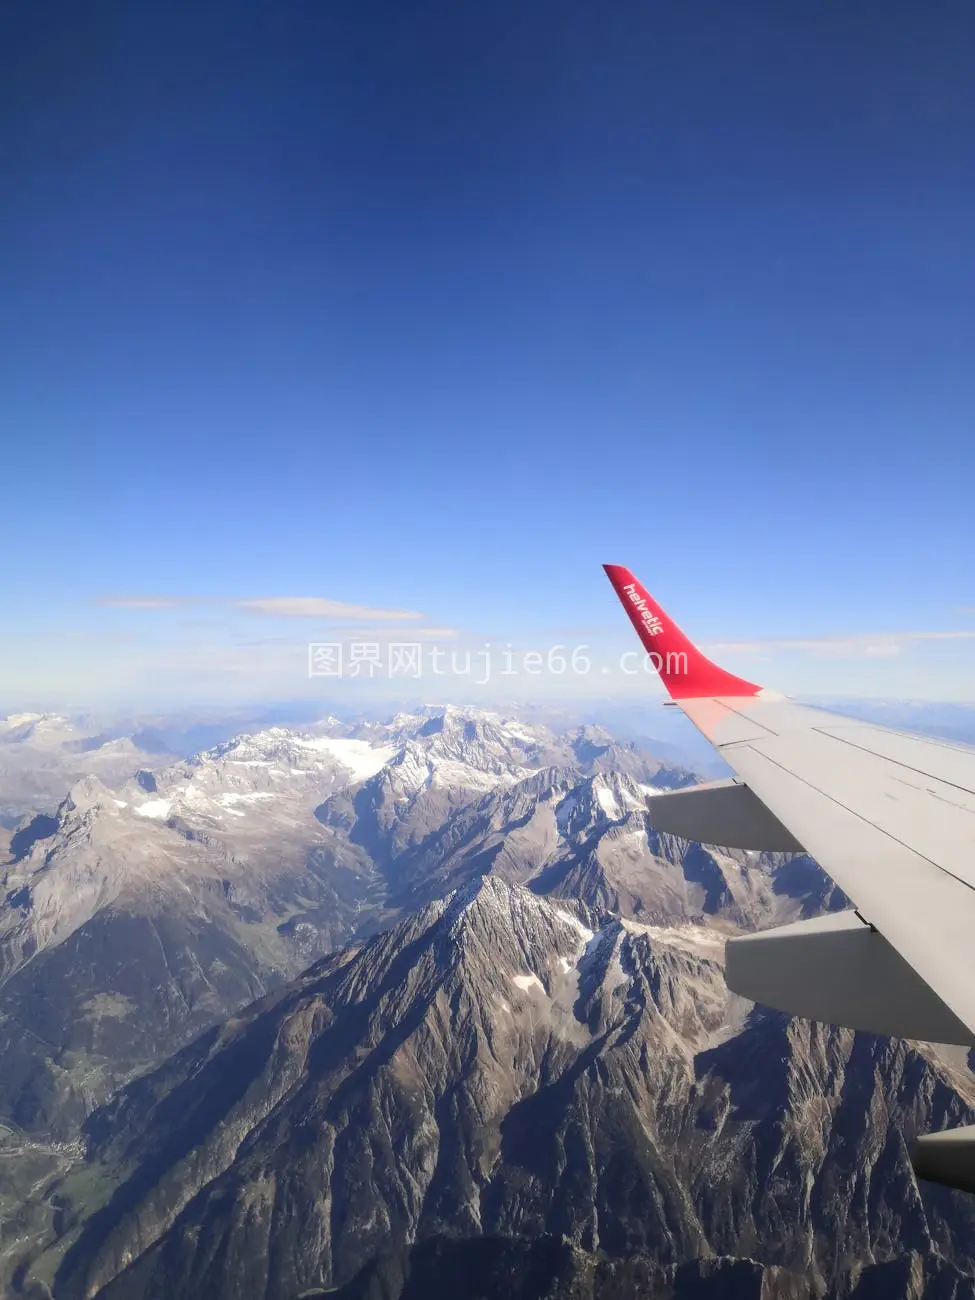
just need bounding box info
[3,1,974,707]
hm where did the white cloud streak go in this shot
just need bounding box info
[96,597,186,610]
[233,597,422,621]
[96,595,424,621]
[703,630,975,660]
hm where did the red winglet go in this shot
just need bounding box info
[603,564,762,700]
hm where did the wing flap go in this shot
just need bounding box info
[912,1127,975,1195]
[725,910,972,1045]
[646,779,804,851]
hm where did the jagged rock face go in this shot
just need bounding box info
[0,710,722,1143]
[315,710,674,869]
[0,706,888,1300]
[21,879,975,1300]
[320,1235,809,1300]
[316,730,835,934]
[0,726,396,1137]
[0,706,845,1157]
[0,725,393,976]
[0,713,171,825]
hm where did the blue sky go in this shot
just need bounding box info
[2,1,974,707]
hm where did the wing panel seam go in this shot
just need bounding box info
[822,722,975,760]
[738,746,975,898]
[810,728,975,799]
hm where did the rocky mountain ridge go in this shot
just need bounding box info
[0,708,729,1142]
[0,714,172,829]
[2,704,948,1300]
[12,876,975,1300]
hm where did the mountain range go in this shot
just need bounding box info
[1,705,973,1298]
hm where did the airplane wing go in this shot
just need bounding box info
[604,563,975,1193]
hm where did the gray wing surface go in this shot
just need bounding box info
[683,696,975,1036]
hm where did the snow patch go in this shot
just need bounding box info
[178,783,212,805]
[429,759,520,791]
[621,917,726,960]
[219,792,276,807]
[134,799,171,820]
[510,973,546,996]
[501,722,541,744]
[295,737,396,780]
[553,908,595,943]
[595,782,620,818]
[2,712,44,726]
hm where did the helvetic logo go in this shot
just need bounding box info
[622,583,664,636]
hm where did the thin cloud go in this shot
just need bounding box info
[95,594,425,621]
[234,597,423,621]
[704,629,975,659]
[318,625,460,640]
[97,596,187,610]
[237,625,459,646]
